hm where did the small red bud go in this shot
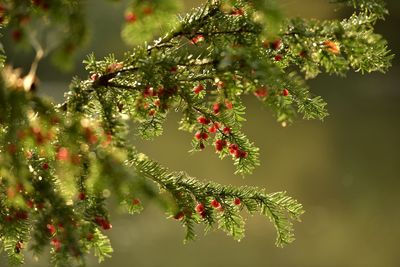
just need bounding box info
[216,81,224,89]
[195,203,205,213]
[223,127,231,135]
[211,199,221,209]
[15,241,23,253]
[282,89,289,96]
[228,144,239,154]
[57,223,64,231]
[90,73,99,81]
[42,162,49,170]
[234,198,241,206]
[323,40,340,54]
[208,125,217,133]
[234,149,248,159]
[94,216,112,230]
[213,103,220,114]
[87,233,94,241]
[26,151,33,159]
[125,12,137,23]
[132,198,141,205]
[193,84,204,94]
[101,220,112,230]
[215,139,227,151]
[274,54,283,61]
[143,86,154,97]
[199,142,205,150]
[26,199,34,209]
[271,39,282,50]
[197,116,210,125]
[191,34,205,44]
[78,192,86,200]
[56,147,69,161]
[51,238,61,252]
[174,211,185,220]
[106,62,123,73]
[94,216,103,226]
[47,224,56,235]
[195,132,209,140]
[231,8,244,16]
[225,100,233,109]
[254,87,268,98]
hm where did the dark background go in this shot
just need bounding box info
[1,0,399,266]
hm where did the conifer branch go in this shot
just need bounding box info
[126,149,303,245]
[0,0,393,265]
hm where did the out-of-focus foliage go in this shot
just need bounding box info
[121,0,184,46]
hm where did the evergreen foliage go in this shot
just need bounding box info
[0,0,393,266]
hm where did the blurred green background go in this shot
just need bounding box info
[1,0,399,266]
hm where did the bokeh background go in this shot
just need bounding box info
[1,0,399,266]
